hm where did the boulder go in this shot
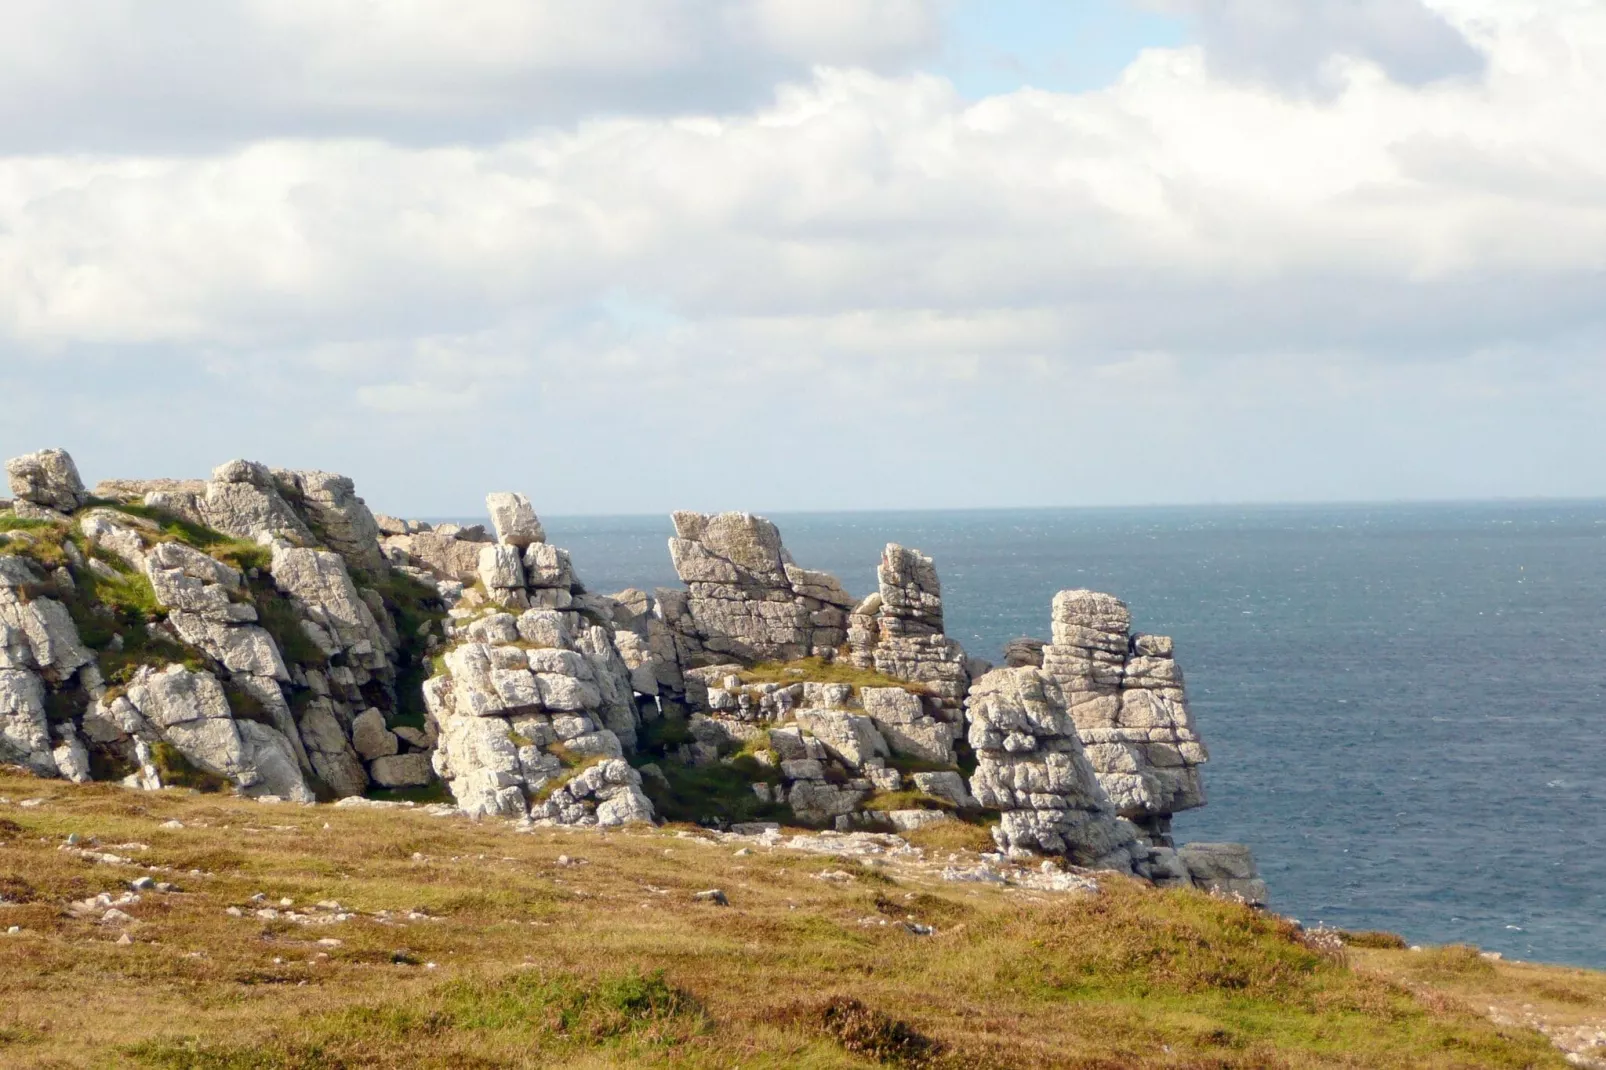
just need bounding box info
[486,493,545,548]
[0,668,55,775]
[370,752,434,788]
[664,511,855,663]
[6,449,88,513]
[271,469,386,572]
[795,710,889,769]
[351,708,399,759]
[1177,843,1268,906]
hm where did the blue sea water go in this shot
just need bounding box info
[527,502,1606,969]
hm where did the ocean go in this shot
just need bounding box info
[519,502,1606,969]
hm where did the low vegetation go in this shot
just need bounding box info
[736,657,930,698]
[0,767,1582,1068]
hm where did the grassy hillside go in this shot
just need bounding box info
[0,767,1587,1069]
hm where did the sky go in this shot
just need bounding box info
[1,0,1602,517]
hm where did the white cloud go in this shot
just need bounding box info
[0,0,941,152]
[0,0,1602,511]
[1146,0,1486,92]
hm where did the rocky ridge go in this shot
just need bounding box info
[1,447,1264,903]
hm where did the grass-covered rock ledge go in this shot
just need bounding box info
[0,768,1586,1069]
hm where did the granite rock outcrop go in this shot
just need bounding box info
[3,447,1262,903]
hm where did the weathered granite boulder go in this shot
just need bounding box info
[1177,843,1268,906]
[78,510,155,570]
[269,544,393,670]
[137,462,315,546]
[270,469,387,573]
[1003,637,1047,669]
[0,558,93,686]
[118,665,314,802]
[6,448,88,515]
[665,512,855,664]
[966,666,1147,871]
[0,667,55,775]
[486,492,545,548]
[860,685,958,765]
[381,529,486,586]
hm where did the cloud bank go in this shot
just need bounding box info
[0,0,1601,513]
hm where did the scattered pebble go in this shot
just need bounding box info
[733,848,752,857]
[5,926,20,935]
[19,799,44,809]
[693,889,730,907]
[115,933,133,946]
[129,877,155,892]
[160,820,184,830]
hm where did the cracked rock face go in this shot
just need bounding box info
[112,665,315,803]
[847,545,970,724]
[966,666,1147,871]
[486,493,545,549]
[1040,590,1207,839]
[666,512,855,664]
[420,493,654,827]
[0,667,54,775]
[6,449,89,514]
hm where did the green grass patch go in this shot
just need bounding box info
[0,515,58,533]
[638,711,693,752]
[150,742,232,793]
[246,576,328,667]
[1339,930,1411,950]
[736,656,929,697]
[884,753,962,776]
[102,503,235,551]
[125,969,704,1067]
[861,790,953,813]
[634,755,790,826]
[0,520,70,567]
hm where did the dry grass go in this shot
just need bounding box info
[0,768,1575,1069]
[1355,943,1606,1063]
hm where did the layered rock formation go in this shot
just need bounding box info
[4,451,439,805]
[411,493,653,826]
[847,545,972,742]
[2,447,1261,902]
[661,511,855,664]
[1036,590,1208,845]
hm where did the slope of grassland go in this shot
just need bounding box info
[0,767,1588,1069]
